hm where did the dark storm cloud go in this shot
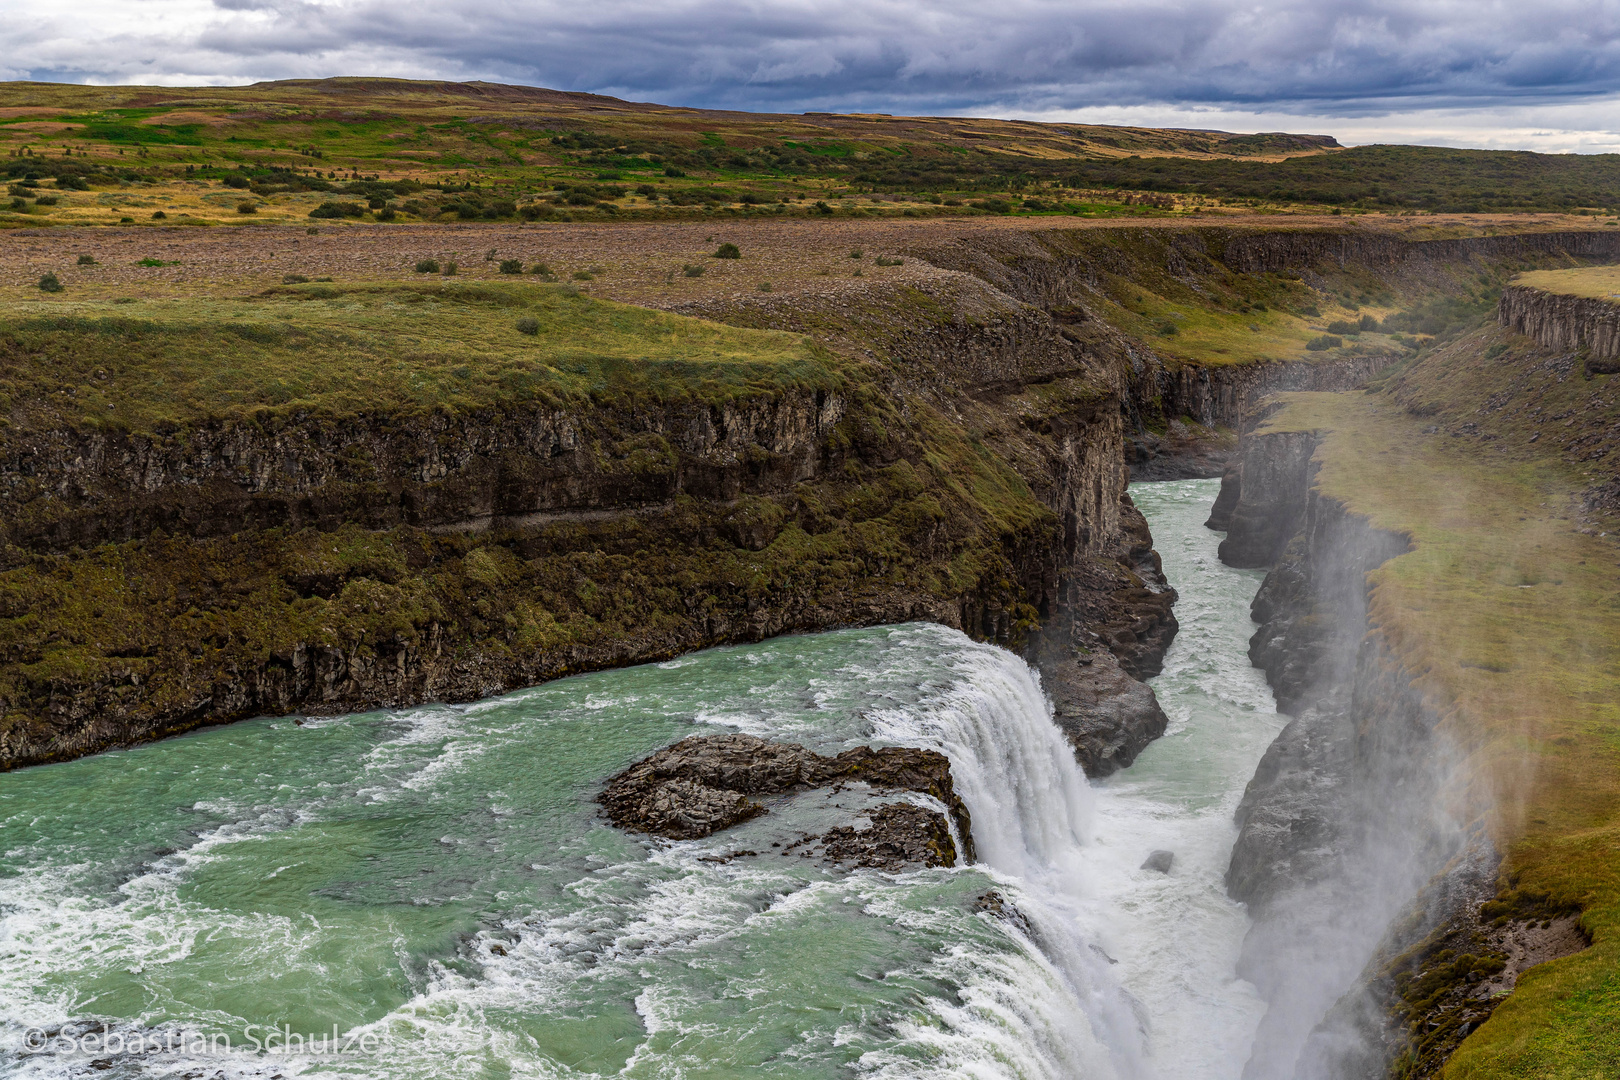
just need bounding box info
[12,0,1620,118]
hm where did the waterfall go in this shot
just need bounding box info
[865,631,1148,1080]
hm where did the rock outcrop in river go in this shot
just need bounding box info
[600,732,975,867]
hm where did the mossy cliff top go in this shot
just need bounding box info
[1256,388,1620,1080]
[0,281,834,434]
[1512,266,1620,301]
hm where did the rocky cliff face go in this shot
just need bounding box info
[13,222,1612,774]
[1219,228,1620,279]
[1217,425,1488,1080]
[0,266,1174,771]
[0,390,847,556]
[1498,284,1620,371]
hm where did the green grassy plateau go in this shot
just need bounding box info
[0,281,831,430]
[1513,265,1620,300]
[0,76,1617,225]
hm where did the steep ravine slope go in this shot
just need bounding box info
[1215,382,1620,1079]
[5,221,1616,776]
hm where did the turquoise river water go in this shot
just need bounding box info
[0,478,1285,1080]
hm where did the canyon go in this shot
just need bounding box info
[5,217,1620,1079]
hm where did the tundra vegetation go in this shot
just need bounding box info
[0,77,1616,229]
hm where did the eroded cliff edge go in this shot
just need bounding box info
[8,222,1617,772]
[1214,391,1607,1080]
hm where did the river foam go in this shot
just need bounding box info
[0,478,1282,1080]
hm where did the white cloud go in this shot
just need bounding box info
[5,0,1620,150]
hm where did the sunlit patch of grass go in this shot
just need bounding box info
[0,281,836,431]
[1514,266,1620,301]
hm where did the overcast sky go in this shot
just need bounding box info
[7,0,1620,152]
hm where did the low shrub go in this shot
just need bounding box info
[442,261,458,276]
[34,195,57,206]
[1326,319,1360,336]
[756,281,773,291]
[875,256,903,266]
[664,167,686,177]
[8,197,26,211]
[309,201,365,219]
[529,262,553,277]
[498,259,524,275]
[237,201,258,215]
[849,249,863,259]
[120,216,133,223]
[516,316,540,335]
[683,263,705,277]
[37,272,63,293]
[813,201,833,215]
[1156,321,1179,336]
[282,274,310,284]
[1358,313,1380,331]
[76,254,96,266]
[376,206,396,221]
[1306,335,1343,351]
[572,270,594,281]
[223,175,250,189]
[153,210,168,219]
[971,198,1012,213]
[714,243,741,259]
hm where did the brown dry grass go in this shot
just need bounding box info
[3,213,1606,311]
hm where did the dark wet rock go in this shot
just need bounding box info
[974,889,1034,938]
[1217,429,1320,569]
[1034,493,1180,686]
[819,802,960,870]
[1141,850,1175,873]
[1204,463,1242,531]
[601,732,975,863]
[1043,648,1168,778]
[1126,420,1234,481]
[1225,700,1353,913]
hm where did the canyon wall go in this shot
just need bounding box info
[1498,283,1620,368]
[8,222,1615,773]
[1216,428,1457,1078]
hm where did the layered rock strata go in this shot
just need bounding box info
[1498,283,1620,372]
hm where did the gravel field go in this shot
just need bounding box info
[1,213,1590,311]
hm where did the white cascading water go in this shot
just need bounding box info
[865,637,1149,1080]
[0,480,1278,1080]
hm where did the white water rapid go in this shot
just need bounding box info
[0,478,1287,1080]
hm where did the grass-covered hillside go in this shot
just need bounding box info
[1,76,1618,226]
[1253,305,1620,1077]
